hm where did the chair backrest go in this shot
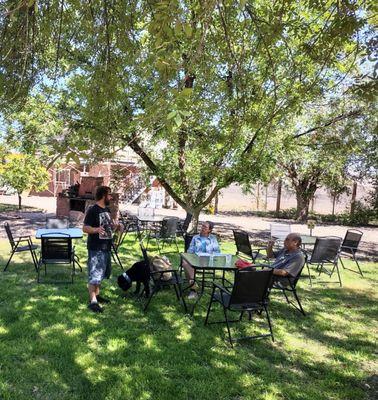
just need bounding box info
[184,233,195,252]
[233,230,252,257]
[46,218,69,229]
[41,233,72,262]
[138,207,155,217]
[270,223,291,240]
[4,222,15,248]
[342,229,363,252]
[229,269,273,306]
[289,253,307,288]
[160,217,179,238]
[309,237,342,264]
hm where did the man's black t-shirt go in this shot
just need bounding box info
[84,204,113,251]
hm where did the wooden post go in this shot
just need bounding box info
[275,179,282,217]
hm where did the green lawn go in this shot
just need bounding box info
[0,203,41,213]
[0,235,377,400]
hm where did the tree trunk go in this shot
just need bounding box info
[189,208,201,233]
[351,181,357,215]
[332,195,336,216]
[256,183,260,210]
[214,192,219,214]
[18,193,22,210]
[275,179,282,217]
[295,191,310,221]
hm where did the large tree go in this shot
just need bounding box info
[1,1,374,227]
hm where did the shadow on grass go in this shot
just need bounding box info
[0,235,376,400]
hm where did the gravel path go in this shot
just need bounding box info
[1,195,377,261]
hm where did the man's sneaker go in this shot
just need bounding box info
[88,302,103,313]
[96,295,111,304]
[187,290,198,300]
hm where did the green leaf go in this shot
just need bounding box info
[184,23,192,38]
[167,111,177,120]
[174,113,183,127]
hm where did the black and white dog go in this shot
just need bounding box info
[117,259,151,297]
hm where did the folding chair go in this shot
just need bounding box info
[233,229,267,262]
[37,233,75,283]
[146,217,179,254]
[205,268,274,347]
[3,222,38,272]
[141,246,187,312]
[270,257,307,315]
[306,236,342,286]
[111,231,125,270]
[339,229,364,276]
[270,223,291,245]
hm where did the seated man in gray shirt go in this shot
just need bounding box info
[266,233,305,286]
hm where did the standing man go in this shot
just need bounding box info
[83,186,114,313]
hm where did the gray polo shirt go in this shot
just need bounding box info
[271,248,305,278]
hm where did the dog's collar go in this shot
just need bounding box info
[122,272,131,283]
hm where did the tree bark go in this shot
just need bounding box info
[295,191,310,221]
[351,181,357,215]
[189,208,201,233]
[214,192,219,214]
[18,193,22,210]
[275,179,282,217]
[332,195,336,216]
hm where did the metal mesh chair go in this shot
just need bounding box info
[141,246,187,312]
[38,233,75,283]
[146,217,179,253]
[270,255,307,315]
[339,229,364,276]
[205,268,274,346]
[3,222,38,272]
[233,230,267,262]
[306,236,342,286]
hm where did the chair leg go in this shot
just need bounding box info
[173,284,180,300]
[339,256,346,269]
[28,244,38,272]
[177,283,187,313]
[306,261,312,286]
[292,289,306,316]
[335,263,342,287]
[204,287,216,325]
[3,249,16,272]
[264,305,274,342]
[144,287,158,311]
[223,307,233,347]
[352,252,363,276]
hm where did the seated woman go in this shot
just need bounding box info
[183,221,220,299]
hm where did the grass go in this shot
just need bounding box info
[0,234,377,400]
[0,203,41,213]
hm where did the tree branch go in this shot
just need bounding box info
[293,109,362,139]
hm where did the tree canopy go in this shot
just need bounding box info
[1,0,376,224]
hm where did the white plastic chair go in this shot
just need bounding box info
[270,223,291,241]
[138,207,155,218]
